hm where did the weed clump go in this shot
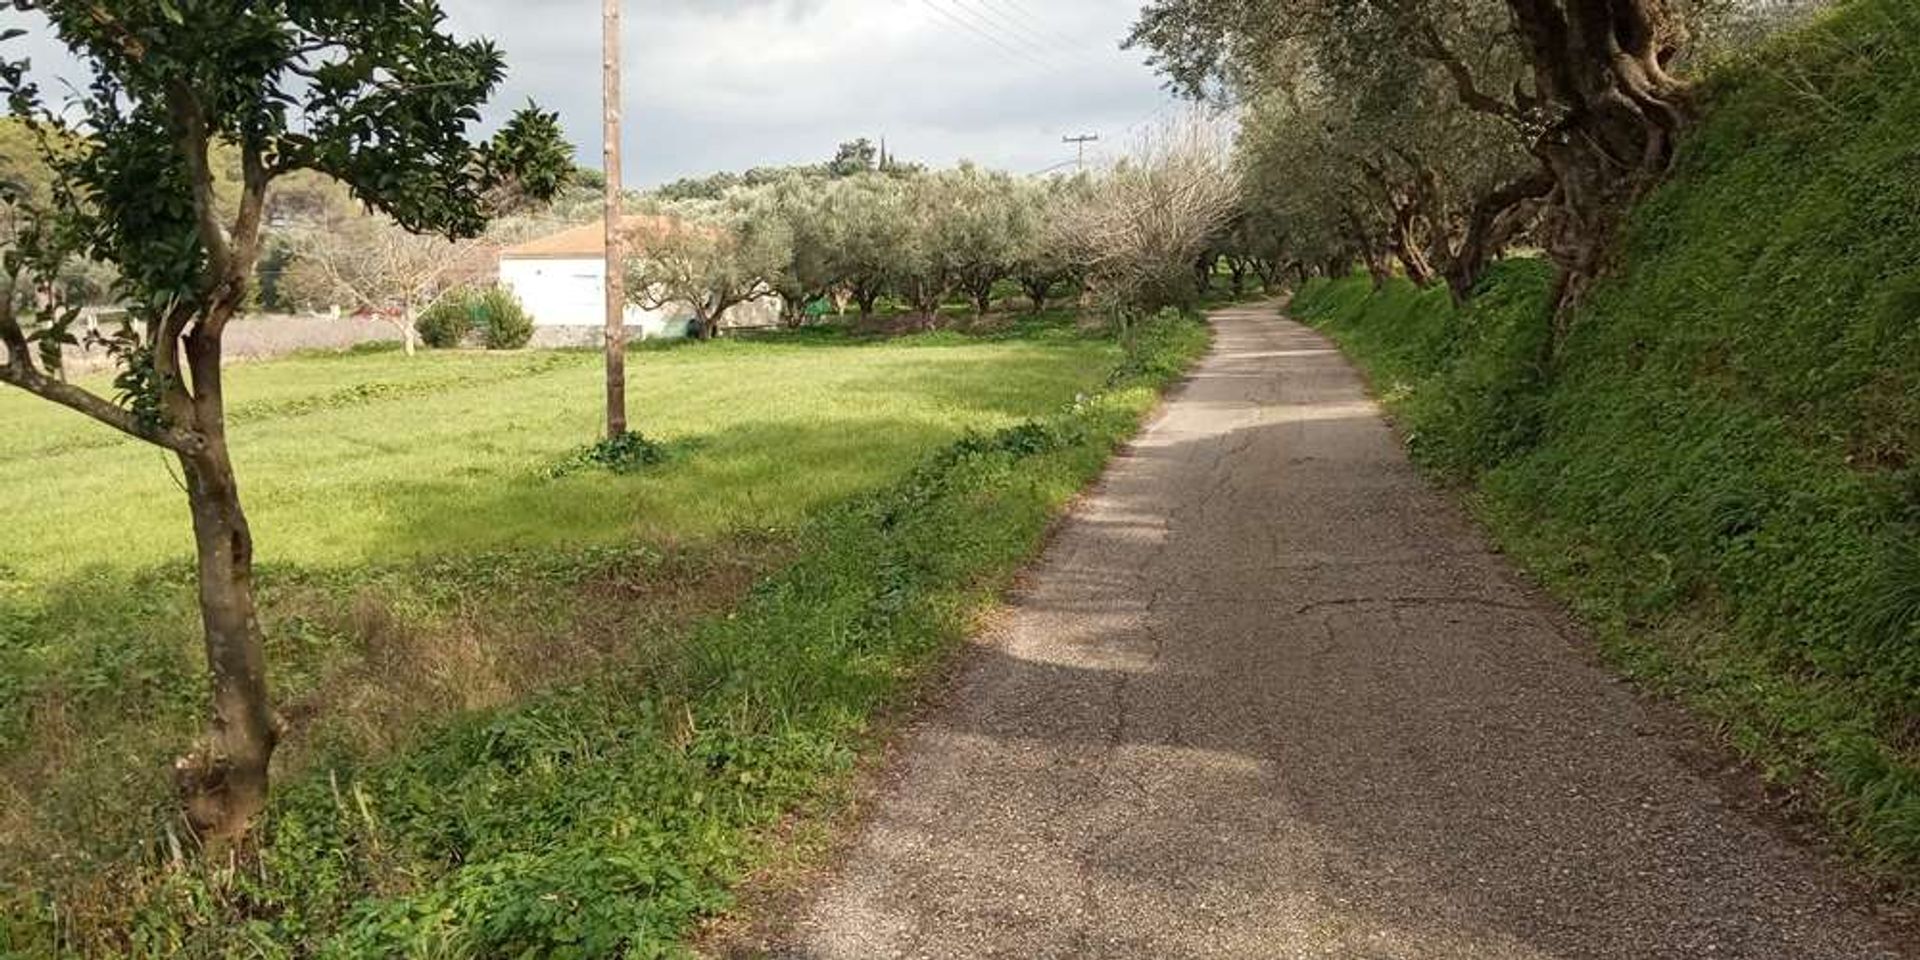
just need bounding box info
[548,431,671,478]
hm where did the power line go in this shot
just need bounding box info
[927,0,1112,74]
[915,0,1042,68]
[975,0,1081,51]
[1026,158,1079,177]
[945,0,1053,59]
[920,0,1108,80]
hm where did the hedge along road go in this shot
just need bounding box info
[760,302,1911,959]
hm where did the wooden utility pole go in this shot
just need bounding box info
[602,0,628,438]
[1063,133,1099,171]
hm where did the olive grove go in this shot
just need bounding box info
[1128,0,1822,337]
[620,124,1237,333]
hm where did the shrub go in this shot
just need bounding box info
[415,296,475,348]
[476,286,534,350]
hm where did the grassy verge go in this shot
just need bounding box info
[1291,0,1919,885]
[1,309,1208,955]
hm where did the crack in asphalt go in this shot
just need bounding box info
[1290,595,1543,616]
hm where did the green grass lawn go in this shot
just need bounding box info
[1,332,1108,581]
[0,312,1209,956]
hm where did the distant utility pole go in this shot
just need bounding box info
[601,0,628,439]
[1063,133,1099,171]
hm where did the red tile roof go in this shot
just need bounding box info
[500,214,681,259]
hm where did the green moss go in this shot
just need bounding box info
[1294,0,1920,882]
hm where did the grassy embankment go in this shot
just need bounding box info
[0,309,1209,955]
[1294,0,1918,884]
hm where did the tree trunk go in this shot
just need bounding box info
[1364,254,1391,291]
[913,283,943,330]
[400,301,418,357]
[1444,170,1554,304]
[1022,278,1049,314]
[171,330,277,845]
[1252,258,1283,293]
[972,284,992,318]
[1339,206,1392,290]
[1192,253,1216,295]
[1388,221,1435,287]
[1504,0,1691,332]
[696,299,719,341]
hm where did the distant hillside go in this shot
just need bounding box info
[1295,0,1919,883]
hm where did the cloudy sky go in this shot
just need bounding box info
[5,0,1183,189]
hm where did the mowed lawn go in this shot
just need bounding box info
[0,330,1115,583]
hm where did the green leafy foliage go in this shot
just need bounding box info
[548,431,671,478]
[476,286,534,350]
[414,298,475,349]
[414,287,533,350]
[1291,0,1920,882]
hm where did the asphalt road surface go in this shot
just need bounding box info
[768,302,1910,959]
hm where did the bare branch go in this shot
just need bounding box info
[1414,23,1528,126]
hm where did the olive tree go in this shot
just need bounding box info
[1129,0,1706,320]
[0,1,569,843]
[935,165,1023,317]
[894,175,951,325]
[749,176,840,327]
[821,173,912,320]
[626,198,791,340]
[1011,175,1089,313]
[1061,119,1239,315]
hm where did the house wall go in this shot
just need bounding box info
[499,256,787,345]
[500,257,692,342]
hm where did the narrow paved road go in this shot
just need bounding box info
[771,303,1910,959]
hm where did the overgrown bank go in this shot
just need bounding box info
[1293,1,1919,884]
[2,312,1209,956]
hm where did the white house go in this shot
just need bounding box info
[499,215,781,347]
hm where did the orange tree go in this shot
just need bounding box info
[0,0,570,844]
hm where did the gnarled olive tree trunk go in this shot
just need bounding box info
[1020,277,1052,313]
[1506,0,1692,325]
[1442,169,1555,304]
